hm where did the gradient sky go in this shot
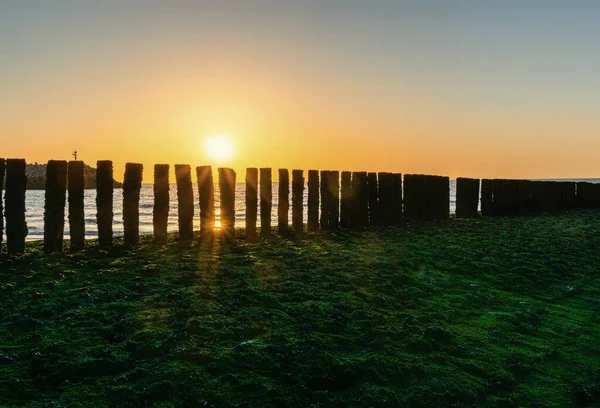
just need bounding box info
[1,1,599,180]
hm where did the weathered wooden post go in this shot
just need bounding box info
[123,163,143,245]
[260,168,272,236]
[153,164,170,243]
[480,179,493,217]
[292,169,304,232]
[6,159,28,254]
[329,171,340,229]
[307,170,319,232]
[0,159,5,254]
[565,182,576,211]
[219,168,236,238]
[340,171,352,228]
[456,177,479,218]
[403,174,416,223]
[68,161,85,251]
[44,160,68,252]
[197,166,215,237]
[378,172,393,226]
[320,170,330,230]
[351,172,369,227]
[175,165,194,240]
[441,176,450,220]
[392,173,403,226]
[367,172,379,227]
[422,175,432,221]
[278,169,289,233]
[96,160,113,248]
[245,168,258,238]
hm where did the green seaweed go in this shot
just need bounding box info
[1,210,600,407]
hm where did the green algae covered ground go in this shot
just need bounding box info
[1,211,600,407]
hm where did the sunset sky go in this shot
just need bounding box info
[2,1,599,181]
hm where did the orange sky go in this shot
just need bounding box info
[2,2,599,181]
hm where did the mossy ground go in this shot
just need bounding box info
[1,211,600,407]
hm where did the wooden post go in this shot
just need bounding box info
[403,174,414,223]
[6,159,28,254]
[175,165,194,240]
[329,171,340,229]
[480,179,493,216]
[307,170,319,232]
[96,160,113,248]
[260,168,272,236]
[418,175,428,221]
[456,177,479,218]
[67,161,85,251]
[5,159,28,254]
[367,172,379,227]
[340,171,353,227]
[245,168,258,238]
[219,168,236,238]
[43,160,68,252]
[0,159,4,254]
[378,172,393,226]
[340,171,352,228]
[352,172,369,227]
[278,169,289,233]
[292,169,304,233]
[441,176,450,220]
[392,173,403,226]
[320,170,330,230]
[197,166,215,237]
[153,164,169,243]
[403,174,418,223]
[123,163,143,245]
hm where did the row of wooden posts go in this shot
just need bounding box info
[0,158,599,254]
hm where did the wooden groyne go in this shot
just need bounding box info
[0,159,599,253]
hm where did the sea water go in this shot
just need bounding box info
[6,179,600,241]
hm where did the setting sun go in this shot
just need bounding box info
[205,136,234,162]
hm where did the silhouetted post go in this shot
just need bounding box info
[392,173,403,226]
[307,170,319,232]
[480,179,493,217]
[67,161,85,251]
[320,170,330,230]
[490,179,502,216]
[175,165,194,240]
[122,163,143,245]
[245,168,258,238]
[292,170,304,232]
[383,172,398,226]
[197,166,215,237]
[5,159,28,254]
[441,176,450,220]
[403,174,418,223]
[456,177,479,218]
[329,171,340,229]
[43,160,67,252]
[278,169,289,233]
[260,168,272,236]
[367,172,379,227]
[219,168,236,239]
[351,172,369,227]
[565,182,576,211]
[153,164,170,244]
[0,159,4,254]
[340,171,352,228]
[96,160,113,248]
[376,172,388,226]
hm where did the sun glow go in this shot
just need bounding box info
[205,136,234,162]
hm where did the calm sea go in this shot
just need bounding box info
[6,179,600,241]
